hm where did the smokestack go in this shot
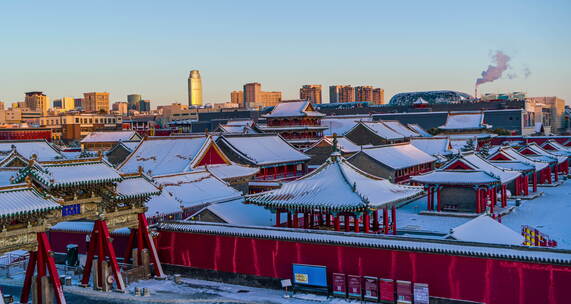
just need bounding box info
[475,85,478,99]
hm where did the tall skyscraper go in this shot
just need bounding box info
[83,92,110,113]
[243,82,282,108]
[127,94,142,110]
[25,91,50,115]
[299,85,322,104]
[188,70,203,106]
[139,99,151,112]
[330,85,355,103]
[372,88,385,105]
[329,85,342,103]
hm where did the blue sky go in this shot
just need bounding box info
[1,0,570,105]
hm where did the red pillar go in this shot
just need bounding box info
[524,175,529,196]
[514,178,520,196]
[533,172,538,192]
[426,187,432,211]
[344,214,351,232]
[548,167,552,184]
[475,188,481,213]
[383,208,389,234]
[334,215,340,231]
[372,210,379,231]
[501,184,507,208]
[326,213,331,226]
[287,211,292,228]
[293,212,299,228]
[436,186,442,212]
[554,164,559,182]
[391,206,397,235]
[275,210,281,227]
[364,212,370,233]
[303,213,309,229]
[354,214,360,233]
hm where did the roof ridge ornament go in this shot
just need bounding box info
[331,133,341,161]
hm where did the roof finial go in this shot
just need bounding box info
[332,133,339,153]
[138,166,143,175]
[97,150,103,160]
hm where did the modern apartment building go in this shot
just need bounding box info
[355,86,374,102]
[243,82,282,108]
[299,85,322,104]
[112,102,128,115]
[331,85,384,104]
[83,92,110,113]
[127,94,142,110]
[230,91,244,105]
[40,113,122,141]
[53,97,75,111]
[373,88,385,105]
[24,91,50,115]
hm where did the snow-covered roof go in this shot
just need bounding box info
[191,199,279,227]
[0,169,18,186]
[218,124,258,134]
[357,143,437,170]
[0,140,63,161]
[358,122,405,141]
[247,155,423,212]
[81,131,141,143]
[407,124,432,137]
[14,160,122,188]
[320,116,372,136]
[201,163,259,180]
[263,100,324,118]
[152,171,243,210]
[410,137,452,157]
[448,215,524,245]
[218,135,309,166]
[439,112,491,130]
[118,136,215,176]
[381,120,419,138]
[522,143,567,164]
[158,221,571,264]
[541,140,571,152]
[412,170,499,185]
[0,185,61,219]
[442,152,520,183]
[490,146,548,172]
[306,136,360,154]
[49,221,130,235]
[119,141,141,152]
[488,161,535,172]
[115,175,160,200]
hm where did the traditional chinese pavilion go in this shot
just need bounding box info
[487,145,549,192]
[257,100,327,148]
[411,152,520,214]
[518,143,568,183]
[247,141,423,234]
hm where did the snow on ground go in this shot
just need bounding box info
[502,180,571,249]
[397,180,571,249]
[397,197,470,235]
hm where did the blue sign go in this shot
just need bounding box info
[292,264,327,287]
[62,204,81,217]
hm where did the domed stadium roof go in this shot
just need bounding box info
[389,90,473,106]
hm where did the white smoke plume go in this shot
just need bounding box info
[476,50,511,86]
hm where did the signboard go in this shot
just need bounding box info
[332,273,347,297]
[396,280,412,304]
[363,276,379,301]
[281,279,292,288]
[62,204,81,217]
[291,264,327,287]
[413,283,430,304]
[380,278,395,303]
[347,275,362,299]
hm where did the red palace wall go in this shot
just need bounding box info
[157,231,571,304]
[0,129,52,141]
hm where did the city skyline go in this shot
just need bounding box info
[1,0,570,105]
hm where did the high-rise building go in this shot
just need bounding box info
[139,100,151,112]
[243,82,282,108]
[53,97,75,111]
[329,85,342,103]
[329,85,355,103]
[299,85,322,104]
[127,94,142,110]
[373,88,385,105]
[230,91,244,105]
[74,98,84,109]
[112,102,128,115]
[25,91,50,115]
[83,92,110,113]
[188,70,203,106]
[355,86,374,102]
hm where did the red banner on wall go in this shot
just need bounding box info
[332,273,346,297]
[347,275,362,299]
[364,276,379,301]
